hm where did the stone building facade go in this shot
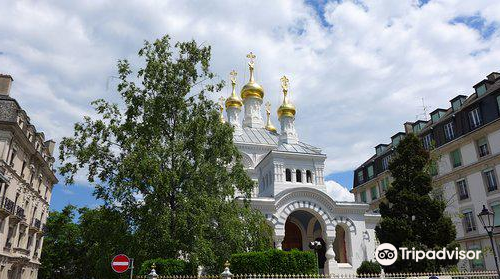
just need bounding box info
[351,72,500,271]
[0,74,57,279]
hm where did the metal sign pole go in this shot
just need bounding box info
[130,258,134,279]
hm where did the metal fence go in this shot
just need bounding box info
[136,271,498,279]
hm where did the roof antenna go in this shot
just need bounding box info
[416,97,430,121]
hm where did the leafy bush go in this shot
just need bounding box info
[138,258,196,275]
[230,249,317,274]
[356,261,381,275]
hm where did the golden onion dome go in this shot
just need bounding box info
[277,75,296,118]
[225,70,243,109]
[240,52,264,100]
[265,101,277,132]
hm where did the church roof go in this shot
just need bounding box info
[234,127,323,155]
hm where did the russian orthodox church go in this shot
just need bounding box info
[222,53,380,274]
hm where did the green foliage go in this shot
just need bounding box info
[138,258,196,275]
[39,205,134,279]
[230,249,317,275]
[375,133,457,272]
[356,261,381,274]
[58,35,272,273]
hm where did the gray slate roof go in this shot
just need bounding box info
[234,127,323,155]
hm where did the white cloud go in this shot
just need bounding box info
[1,0,500,184]
[325,180,355,202]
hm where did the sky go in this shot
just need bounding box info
[1,0,500,211]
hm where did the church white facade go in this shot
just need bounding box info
[223,53,381,275]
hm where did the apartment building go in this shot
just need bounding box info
[351,72,500,271]
[0,74,57,279]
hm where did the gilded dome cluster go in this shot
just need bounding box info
[224,52,296,132]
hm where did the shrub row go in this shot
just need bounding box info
[230,249,317,275]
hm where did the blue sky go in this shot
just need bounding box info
[1,0,500,211]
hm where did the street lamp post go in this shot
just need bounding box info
[478,205,500,278]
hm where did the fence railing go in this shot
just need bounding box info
[136,270,498,279]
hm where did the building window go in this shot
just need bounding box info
[367,165,374,179]
[476,84,487,97]
[306,170,312,183]
[468,108,482,129]
[9,149,17,166]
[296,170,302,183]
[357,170,364,183]
[477,137,490,157]
[444,122,455,141]
[462,210,477,232]
[429,161,438,176]
[497,95,500,113]
[380,177,389,192]
[450,149,462,168]
[20,161,26,176]
[452,99,462,111]
[422,133,432,150]
[484,169,498,192]
[491,203,500,227]
[456,179,469,200]
[468,243,484,270]
[285,169,292,182]
[382,155,390,171]
[370,186,378,200]
[360,191,367,203]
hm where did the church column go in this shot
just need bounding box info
[274,235,284,250]
[324,236,338,275]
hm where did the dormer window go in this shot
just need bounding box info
[391,133,405,147]
[285,169,292,182]
[357,170,364,183]
[306,170,312,183]
[475,84,487,97]
[296,170,302,183]
[367,165,374,179]
[430,109,447,123]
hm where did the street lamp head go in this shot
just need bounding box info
[478,204,495,233]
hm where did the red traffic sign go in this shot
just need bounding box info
[111,254,130,273]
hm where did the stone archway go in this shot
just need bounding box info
[282,219,302,250]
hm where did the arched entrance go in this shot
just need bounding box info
[282,210,327,271]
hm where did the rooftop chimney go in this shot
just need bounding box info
[404,122,414,134]
[487,72,500,82]
[0,74,13,96]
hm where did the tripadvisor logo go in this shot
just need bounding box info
[375,243,482,266]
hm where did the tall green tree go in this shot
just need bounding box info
[375,133,457,272]
[59,35,272,272]
[39,206,81,279]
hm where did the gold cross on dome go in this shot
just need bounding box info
[280,75,289,91]
[229,70,237,84]
[218,96,225,108]
[265,101,271,114]
[246,52,256,66]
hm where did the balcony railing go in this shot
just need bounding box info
[34,219,41,229]
[1,197,15,214]
[15,206,25,219]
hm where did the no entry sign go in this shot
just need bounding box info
[111,254,130,273]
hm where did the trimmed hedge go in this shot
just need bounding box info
[230,249,317,275]
[138,258,197,275]
[356,261,381,275]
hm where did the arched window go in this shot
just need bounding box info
[306,170,312,183]
[296,170,302,183]
[285,169,292,182]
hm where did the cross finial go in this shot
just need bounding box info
[280,75,289,92]
[230,70,237,85]
[246,52,256,67]
[218,96,225,109]
[265,101,271,115]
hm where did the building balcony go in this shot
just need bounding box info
[13,247,30,256]
[0,197,15,218]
